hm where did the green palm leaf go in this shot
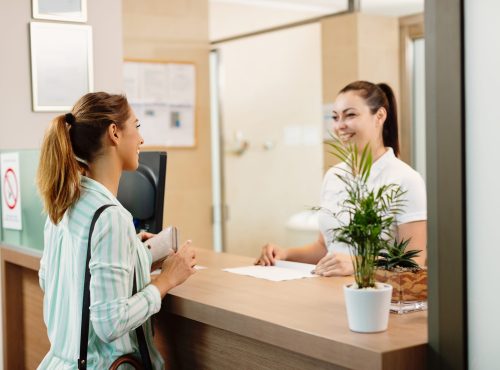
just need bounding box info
[326,138,410,288]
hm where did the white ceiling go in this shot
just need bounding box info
[210,0,424,40]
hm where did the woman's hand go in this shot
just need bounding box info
[313,253,353,277]
[255,243,288,266]
[152,240,196,298]
[151,255,169,272]
[137,231,155,242]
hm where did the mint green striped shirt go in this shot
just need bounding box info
[38,176,164,369]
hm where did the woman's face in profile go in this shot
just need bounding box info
[117,106,144,171]
[331,91,383,152]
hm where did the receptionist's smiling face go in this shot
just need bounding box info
[332,91,385,152]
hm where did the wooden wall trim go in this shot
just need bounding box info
[1,245,41,271]
[399,13,424,166]
[1,246,46,370]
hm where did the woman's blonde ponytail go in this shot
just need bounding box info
[37,92,130,224]
[37,115,81,224]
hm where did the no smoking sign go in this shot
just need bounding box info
[3,168,18,209]
[1,152,23,230]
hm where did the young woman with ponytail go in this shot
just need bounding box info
[37,92,196,369]
[256,81,427,277]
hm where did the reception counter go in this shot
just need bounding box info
[1,245,427,370]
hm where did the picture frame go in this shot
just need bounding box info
[32,0,87,23]
[30,22,93,112]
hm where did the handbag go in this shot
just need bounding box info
[78,204,154,370]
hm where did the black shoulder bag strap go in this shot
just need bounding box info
[78,204,153,370]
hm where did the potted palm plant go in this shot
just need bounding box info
[375,239,428,314]
[327,140,407,333]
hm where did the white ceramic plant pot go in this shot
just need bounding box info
[343,282,393,333]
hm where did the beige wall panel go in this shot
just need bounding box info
[321,14,359,105]
[321,14,359,172]
[123,0,213,249]
[321,13,399,173]
[123,0,208,42]
[358,14,400,112]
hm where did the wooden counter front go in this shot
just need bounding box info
[153,248,427,370]
[1,245,427,370]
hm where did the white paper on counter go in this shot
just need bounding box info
[223,260,318,281]
[151,265,207,275]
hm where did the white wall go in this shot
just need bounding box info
[465,0,500,368]
[0,0,124,150]
[218,23,323,256]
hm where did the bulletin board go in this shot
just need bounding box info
[123,59,197,148]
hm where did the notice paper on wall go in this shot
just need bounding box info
[223,260,318,281]
[124,61,196,147]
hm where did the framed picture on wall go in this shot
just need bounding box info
[30,22,93,112]
[33,0,87,23]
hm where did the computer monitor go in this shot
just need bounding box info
[117,151,167,233]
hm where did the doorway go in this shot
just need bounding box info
[211,23,324,257]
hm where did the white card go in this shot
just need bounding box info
[144,226,178,262]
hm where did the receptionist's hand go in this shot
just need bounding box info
[313,253,353,277]
[255,243,288,266]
